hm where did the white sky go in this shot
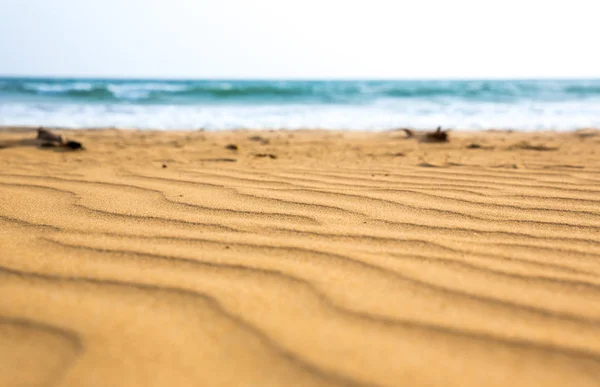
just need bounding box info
[0,0,598,79]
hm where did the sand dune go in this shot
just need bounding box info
[1,127,600,387]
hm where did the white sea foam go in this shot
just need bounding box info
[106,83,189,100]
[1,99,600,130]
[23,82,96,93]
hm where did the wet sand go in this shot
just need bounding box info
[1,127,600,387]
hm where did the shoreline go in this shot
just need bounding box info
[0,125,600,134]
[1,126,599,169]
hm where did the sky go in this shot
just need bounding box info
[0,0,599,79]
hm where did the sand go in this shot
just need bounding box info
[1,126,600,387]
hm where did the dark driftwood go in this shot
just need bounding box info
[403,127,449,143]
[37,128,85,150]
[37,128,65,144]
[423,127,449,142]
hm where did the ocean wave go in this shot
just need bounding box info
[564,85,600,96]
[2,79,600,104]
[0,80,320,102]
[1,81,115,100]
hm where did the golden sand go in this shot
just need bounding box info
[1,127,600,387]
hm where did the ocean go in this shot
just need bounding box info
[1,78,599,130]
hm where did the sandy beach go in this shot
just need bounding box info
[1,126,600,387]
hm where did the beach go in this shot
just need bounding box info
[1,126,600,387]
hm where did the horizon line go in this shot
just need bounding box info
[1,74,600,82]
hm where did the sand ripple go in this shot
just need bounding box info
[1,128,600,386]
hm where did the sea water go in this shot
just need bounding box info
[1,78,599,130]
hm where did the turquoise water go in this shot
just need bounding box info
[1,78,600,130]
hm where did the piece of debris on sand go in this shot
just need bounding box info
[466,143,494,150]
[200,158,237,163]
[37,128,85,150]
[574,129,599,139]
[382,152,405,157]
[248,135,270,145]
[418,161,440,168]
[225,144,239,151]
[403,127,450,143]
[508,141,558,151]
[423,127,449,142]
[492,163,519,169]
[37,128,65,143]
[253,153,278,159]
[1,128,85,150]
[63,140,84,150]
[402,129,415,138]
